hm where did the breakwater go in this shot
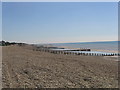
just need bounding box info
[33,47,120,56]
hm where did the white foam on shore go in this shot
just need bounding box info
[103,56,119,61]
[92,49,118,53]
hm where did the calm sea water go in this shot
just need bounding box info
[52,41,119,53]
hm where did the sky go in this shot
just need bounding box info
[2,2,118,44]
[1,0,119,2]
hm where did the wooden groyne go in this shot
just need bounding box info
[62,49,91,51]
[33,48,120,56]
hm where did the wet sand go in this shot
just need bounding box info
[2,45,118,88]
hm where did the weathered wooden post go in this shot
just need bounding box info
[52,50,54,53]
[77,53,80,55]
[68,51,70,55]
[73,52,75,55]
[51,50,54,53]
[86,53,88,56]
[69,52,71,55]
[58,51,60,54]
[48,49,50,52]
[54,50,56,54]
[63,51,65,55]
[56,51,57,54]
[59,51,61,54]
[118,53,120,56]
[82,53,84,56]
[66,51,68,55]
[71,52,73,55]
[99,54,102,56]
[77,52,79,55]
[56,51,58,54]
[96,53,98,56]
[65,51,68,55]
[61,51,63,54]
[75,52,77,55]
[80,53,83,56]
[89,53,92,56]
[97,53,99,56]
[55,50,57,54]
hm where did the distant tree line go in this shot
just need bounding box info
[0,41,26,46]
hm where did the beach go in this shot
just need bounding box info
[2,45,118,88]
[0,46,2,89]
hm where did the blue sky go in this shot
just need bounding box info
[2,2,118,44]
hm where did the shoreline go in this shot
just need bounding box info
[51,45,118,54]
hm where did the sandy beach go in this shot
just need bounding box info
[0,46,2,89]
[2,45,118,88]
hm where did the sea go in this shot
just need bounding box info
[52,41,119,53]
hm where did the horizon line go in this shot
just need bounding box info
[47,40,119,44]
[1,40,119,44]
